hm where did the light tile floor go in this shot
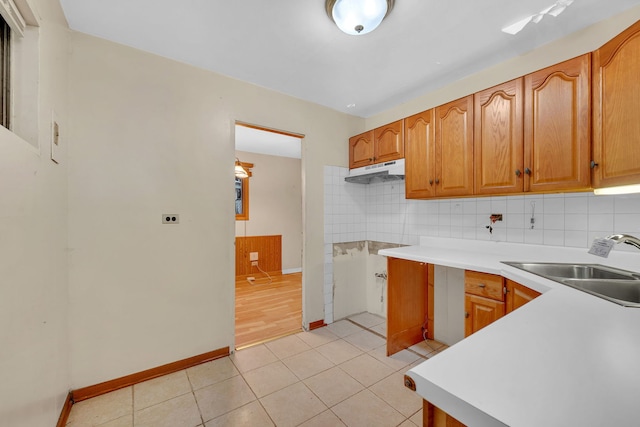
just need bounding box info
[66,312,448,427]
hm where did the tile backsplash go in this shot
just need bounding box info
[322,165,640,324]
[324,165,640,250]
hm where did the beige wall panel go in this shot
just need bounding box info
[0,0,72,425]
[67,32,361,388]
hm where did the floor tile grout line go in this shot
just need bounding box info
[230,331,412,422]
[344,318,387,339]
[69,314,424,426]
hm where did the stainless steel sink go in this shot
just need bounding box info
[562,279,640,304]
[502,262,640,281]
[502,262,640,307]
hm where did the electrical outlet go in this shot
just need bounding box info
[251,261,258,266]
[162,214,179,224]
[249,252,259,261]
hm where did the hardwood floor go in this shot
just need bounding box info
[235,272,302,349]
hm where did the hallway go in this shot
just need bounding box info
[235,272,302,348]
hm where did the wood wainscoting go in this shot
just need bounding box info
[235,235,282,278]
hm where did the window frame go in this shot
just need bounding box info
[0,16,10,129]
[235,161,253,221]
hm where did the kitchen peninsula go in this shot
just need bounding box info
[379,237,640,427]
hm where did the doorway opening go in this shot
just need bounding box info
[234,122,304,349]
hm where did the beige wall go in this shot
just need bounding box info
[4,2,640,422]
[67,32,361,388]
[366,5,640,129]
[235,150,302,272]
[0,0,70,425]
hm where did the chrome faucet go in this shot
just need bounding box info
[606,234,640,251]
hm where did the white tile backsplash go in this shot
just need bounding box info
[324,165,640,250]
[323,165,640,320]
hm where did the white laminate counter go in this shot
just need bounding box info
[378,237,640,427]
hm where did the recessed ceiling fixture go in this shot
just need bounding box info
[326,0,395,35]
[502,0,574,35]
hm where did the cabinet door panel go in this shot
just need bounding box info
[423,400,467,427]
[593,21,640,188]
[387,257,428,356]
[464,271,504,301]
[349,131,375,169]
[506,279,541,313]
[465,294,505,337]
[435,96,474,197]
[474,79,524,195]
[525,54,591,192]
[405,110,436,199]
[374,120,404,163]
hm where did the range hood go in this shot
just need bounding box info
[345,159,405,184]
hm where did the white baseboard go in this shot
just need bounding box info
[282,268,302,275]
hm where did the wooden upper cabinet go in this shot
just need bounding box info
[349,130,375,169]
[435,96,474,197]
[405,110,436,198]
[348,120,404,169]
[474,79,524,195]
[374,119,404,163]
[524,54,591,192]
[505,279,541,313]
[593,21,640,189]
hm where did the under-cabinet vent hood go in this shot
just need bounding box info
[345,159,405,184]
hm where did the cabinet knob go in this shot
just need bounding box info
[429,179,434,185]
[515,169,522,177]
[478,283,486,288]
[525,168,532,175]
[435,178,440,184]
[465,312,470,319]
[590,160,599,169]
[369,158,374,162]
[404,375,416,391]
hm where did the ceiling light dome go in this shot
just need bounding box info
[326,0,394,35]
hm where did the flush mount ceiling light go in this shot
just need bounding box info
[326,0,395,35]
[502,0,574,35]
[235,158,249,179]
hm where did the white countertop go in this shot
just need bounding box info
[379,237,640,427]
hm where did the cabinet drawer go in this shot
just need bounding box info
[465,271,504,301]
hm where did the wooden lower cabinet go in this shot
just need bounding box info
[506,279,541,312]
[423,400,466,427]
[465,294,505,337]
[387,257,429,356]
[464,271,540,337]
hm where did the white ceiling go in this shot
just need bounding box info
[59,0,640,118]
[235,125,302,159]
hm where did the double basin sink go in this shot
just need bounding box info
[502,262,640,307]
